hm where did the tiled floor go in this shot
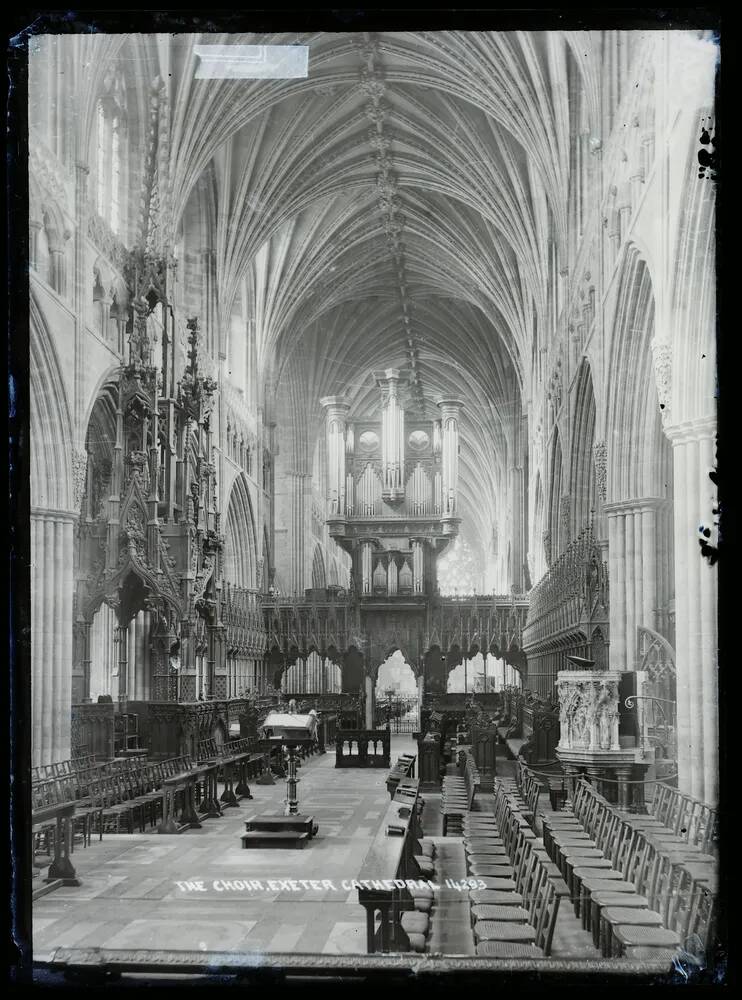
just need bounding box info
[33,739,417,961]
[32,737,596,962]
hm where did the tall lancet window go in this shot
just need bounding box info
[110,120,121,234]
[96,101,107,220]
[94,74,128,239]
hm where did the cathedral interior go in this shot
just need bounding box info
[22,24,721,983]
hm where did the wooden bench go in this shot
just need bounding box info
[356,783,435,953]
[386,754,416,797]
[197,739,255,807]
[226,736,269,780]
[156,755,222,833]
[32,779,81,897]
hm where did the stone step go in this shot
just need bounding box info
[244,814,317,837]
[33,878,64,901]
[240,830,310,849]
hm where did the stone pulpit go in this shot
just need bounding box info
[556,663,652,810]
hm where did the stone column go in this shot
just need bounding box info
[29,219,42,270]
[606,498,666,672]
[127,618,137,701]
[290,472,311,595]
[667,418,718,804]
[31,509,75,766]
[116,623,129,704]
[614,765,633,810]
[365,675,375,730]
[73,162,89,435]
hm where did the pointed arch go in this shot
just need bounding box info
[311,544,326,590]
[30,292,74,511]
[606,247,669,501]
[547,429,565,560]
[83,380,118,520]
[223,473,258,589]
[570,358,597,534]
[375,649,417,696]
[531,471,546,582]
[262,525,272,592]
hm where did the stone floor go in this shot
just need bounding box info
[32,737,597,962]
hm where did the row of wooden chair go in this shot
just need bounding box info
[197,738,267,780]
[33,754,203,856]
[542,779,718,964]
[461,780,569,958]
[512,762,542,822]
[624,782,718,854]
[32,755,98,784]
[441,750,480,835]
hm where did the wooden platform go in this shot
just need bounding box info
[241,830,310,849]
[244,814,318,838]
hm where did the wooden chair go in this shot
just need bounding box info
[609,877,717,961]
[473,854,562,957]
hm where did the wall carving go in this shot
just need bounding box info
[88,210,129,275]
[651,339,672,427]
[560,494,571,545]
[593,441,607,501]
[71,450,88,511]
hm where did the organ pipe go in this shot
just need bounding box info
[412,539,424,593]
[374,369,406,500]
[320,397,350,516]
[437,399,464,517]
[362,541,373,595]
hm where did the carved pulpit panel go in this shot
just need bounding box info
[557,670,621,753]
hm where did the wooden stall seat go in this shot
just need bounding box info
[386,755,417,798]
[441,751,480,835]
[356,783,434,954]
[445,779,569,959]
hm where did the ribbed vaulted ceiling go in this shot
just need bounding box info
[86,29,586,569]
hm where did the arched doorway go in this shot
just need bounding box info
[375,650,419,732]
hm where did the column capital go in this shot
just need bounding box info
[664,415,717,444]
[603,497,671,516]
[373,367,409,386]
[320,396,351,419]
[31,506,78,522]
[436,398,465,419]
